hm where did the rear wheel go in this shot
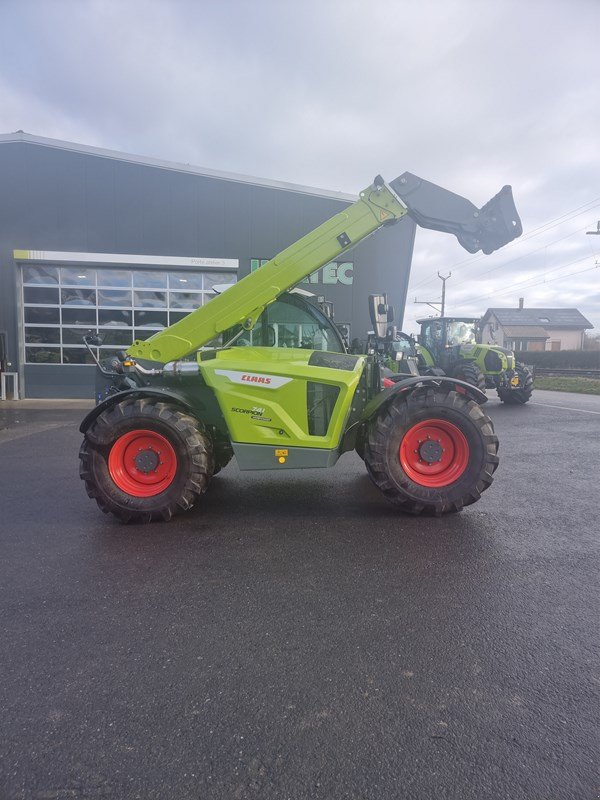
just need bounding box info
[449,361,487,400]
[497,363,533,404]
[364,388,499,515]
[79,398,214,523]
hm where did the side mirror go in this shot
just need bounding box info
[336,323,351,347]
[318,298,335,319]
[368,294,395,340]
[83,331,104,347]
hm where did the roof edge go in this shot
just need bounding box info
[0,131,358,203]
[482,307,593,329]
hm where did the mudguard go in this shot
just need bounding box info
[79,387,192,439]
[361,375,487,422]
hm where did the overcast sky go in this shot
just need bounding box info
[1,0,599,334]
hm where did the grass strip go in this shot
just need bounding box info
[533,376,600,395]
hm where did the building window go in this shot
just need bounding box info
[22,266,235,364]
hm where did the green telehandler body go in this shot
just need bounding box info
[79,172,522,523]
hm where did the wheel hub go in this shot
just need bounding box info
[419,439,444,463]
[108,429,177,497]
[399,419,470,488]
[134,449,160,473]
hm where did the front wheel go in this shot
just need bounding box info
[364,388,499,515]
[497,363,534,404]
[79,398,214,523]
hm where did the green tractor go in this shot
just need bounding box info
[416,316,534,404]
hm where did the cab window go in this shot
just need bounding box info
[421,320,443,351]
[224,294,345,353]
[446,320,477,346]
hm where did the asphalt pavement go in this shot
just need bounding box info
[0,391,598,800]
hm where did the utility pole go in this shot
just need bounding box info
[414,271,451,316]
[438,271,451,317]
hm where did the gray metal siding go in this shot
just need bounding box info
[0,139,414,398]
[0,144,26,372]
[24,364,96,399]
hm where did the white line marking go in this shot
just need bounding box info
[530,402,600,415]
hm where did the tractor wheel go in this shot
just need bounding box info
[449,362,487,399]
[364,387,499,515]
[79,398,214,523]
[497,363,534,404]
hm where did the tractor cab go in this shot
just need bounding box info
[218,286,348,354]
[417,317,480,360]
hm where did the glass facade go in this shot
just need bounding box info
[21,265,235,364]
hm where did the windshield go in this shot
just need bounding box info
[391,334,416,356]
[223,294,345,353]
[445,320,477,346]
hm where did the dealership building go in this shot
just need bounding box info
[0,132,416,399]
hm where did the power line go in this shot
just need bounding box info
[458,258,599,306]
[410,212,600,293]
[408,198,600,292]
[414,271,452,316]
[459,255,592,305]
[447,223,592,293]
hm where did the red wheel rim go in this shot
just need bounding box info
[108,429,177,497]
[399,419,469,488]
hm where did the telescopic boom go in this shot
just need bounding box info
[127,173,521,365]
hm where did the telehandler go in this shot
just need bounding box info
[79,172,522,523]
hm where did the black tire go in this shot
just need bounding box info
[497,363,534,404]
[79,398,214,523]
[449,361,487,400]
[364,387,499,515]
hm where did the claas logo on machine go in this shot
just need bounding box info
[215,369,292,389]
[241,374,271,385]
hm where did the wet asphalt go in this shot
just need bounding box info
[0,391,598,800]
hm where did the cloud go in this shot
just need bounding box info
[0,0,598,331]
